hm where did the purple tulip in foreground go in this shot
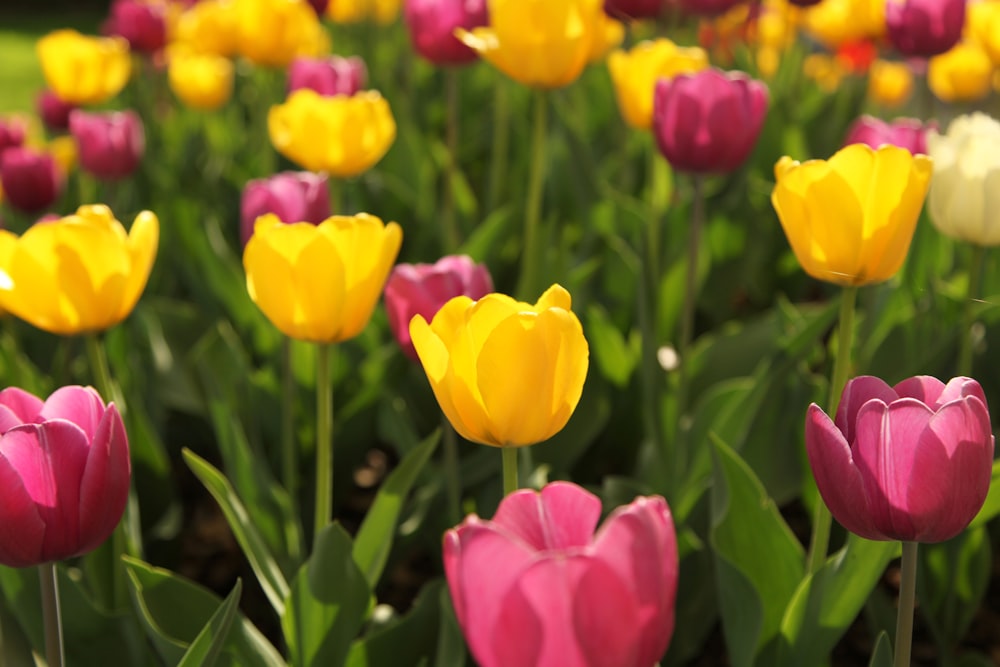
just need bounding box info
[0,147,64,213]
[886,0,966,58]
[240,171,331,246]
[70,109,145,181]
[843,115,932,155]
[0,386,130,567]
[444,482,678,667]
[806,376,994,543]
[384,255,493,360]
[404,0,489,65]
[287,56,367,98]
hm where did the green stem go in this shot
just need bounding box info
[329,178,342,217]
[806,285,858,573]
[957,245,985,377]
[39,562,64,667]
[486,79,510,213]
[314,343,334,540]
[501,447,519,496]
[85,334,117,408]
[442,418,461,526]
[894,541,919,667]
[516,90,549,300]
[442,68,461,253]
[281,337,298,516]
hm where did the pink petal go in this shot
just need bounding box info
[0,434,45,567]
[491,482,602,551]
[933,376,988,410]
[38,386,106,441]
[804,404,883,540]
[893,376,945,407]
[0,387,43,431]
[77,404,130,555]
[834,376,897,444]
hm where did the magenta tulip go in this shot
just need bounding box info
[306,0,330,15]
[287,56,367,98]
[885,0,965,58]
[36,90,77,132]
[843,115,933,155]
[404,0,489,66]
[103,0,168,53]
[384,255,493,360]
[678,0,743,16]
[652,68,768,173]
[0,117,26,155]
[603,0,666,20]
[69,109,145,181]
[0,386,130,567]
[240,171,331,246]
[806,376,994,543]
[444,482,678,667]
[0,147,64,213]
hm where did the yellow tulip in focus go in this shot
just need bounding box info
[457,0,607,89]
[36,30,131,105]
[0,205,159,335]
[269,89,396,177]
[867,59,913,108]
[410,284,589,448]
[235,0,328,67]
[772,144,932,286]
[168,48,235,110]
[928,41,994,103]
[243,213,402,343]
[607,39,709,129]
[174,0,239,57]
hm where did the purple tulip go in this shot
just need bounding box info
[603,0,666,19]
[0,386,130,567]
[844,115,933,155]
[0,117,26,155]
[445,482,679,667]
[652,68,769,173]
[384,255,494,360]
[69,109,145,181]
[36,90,77,133]
[0,147,64,213]
[102,0,168,53]
[806,376,994,543]
[240,171,331,246]
[678,0,743,16]
[287,56,367,98]
[403,0,489,66]
[886,0,966,58]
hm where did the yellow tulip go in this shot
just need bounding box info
[585,12,624,64]
[608,39,708,129]
[327,0,401,24]
[772,144,932,286]
[174,0,239,57]
[269,89,396,177]
[243,213,402,343]
[36,30,131,105]
[928,41,994,103]
[0,205,159,335]
[802,0,883,48]
[235,0,328,67]
[802,53,847,92]
[457,0,607,89]
[867,59,913,108]
[967,0,1000,65]
[168,48,235,110]
[47,135,78,176]
[410,284,589,448]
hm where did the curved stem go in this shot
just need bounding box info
[85,334,117,409]
[501,447,519,497]
[957,245,986,377]
[281,337,298,517]
[516,90,549,301]
[442,68,461,253]
[442,418,461,526]
[39,562,64,667]
[894,541,919,667]
[314,343,334,540]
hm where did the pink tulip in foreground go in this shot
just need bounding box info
[806,376,994,543]
[0,386,130,567]
[843,115,932,155]
[444,482,678,667]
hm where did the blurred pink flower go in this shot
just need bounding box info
[36,90,77,132]
[843,115,933,154]
[240,171,331,246]
[404,0,489,66]
[603,0,666,20]
[69,109,145,181]
[103,0,168,53]
[287,56,367,97]
[885,0,966,58]
[0,117,26,154]
[0,147,64,213]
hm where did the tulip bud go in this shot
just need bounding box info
[240,171,331,247]
[287,56,368,97]
[69,110,145,181]
[404,0,489,66]
[0,147,64,213]
[885,0,965,58]
[103,0,168,53]
[843,115,932,155]
[36,90,77,132]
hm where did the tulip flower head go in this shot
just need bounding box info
[867,59,913,108]
[0,117,26,154]
[772,144,932,286]
[652,68,769,173]
[384,255,494,360]
[410,284,588,448]
[927,41,994,103]
[885,0,965,58]
[968,0,1000,65]
[0,385,130,567]
[103,0,169,53]
[843,115,932,155]
[36,30,131,105]
[404,0,489,65]
[806,376,993,543]
[243,213,402,343]
[69,109,145,181]
[36,90,77,132]
[240,170,331,247]
[168,48,235,111]
[0,147,64,214]
[445,482,678,667]
[0,205,159,335]
[287,55,368,97]
[173,0,239,57]
[235,0,329,67]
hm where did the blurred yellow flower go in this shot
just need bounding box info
[457,0,607,88]
[928,41,994,102]
[607,39,708,129]
[802,0,884,48]
[243,213,402,343]
[168,48,235,110]
[803,53,846,91]
[410,284,589,448]
[36,30,131,105]
[47,135,77,175]
[867,59,913,107]
[0,204,159,335]
[586,12,624,63]
[327,0,401,24]
[772,144,932,286]
[967,0,1000,65]
[173,0,239,56]
[235,0,328,67]
[268,89,396,176]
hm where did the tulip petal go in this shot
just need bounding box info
[932,376,988,409]
[0,387,43,431]
[292,229,347,341]
[121,210,159,322]
[491,482,602,550]
[38,386,105,441]
[864,151,932,282]
[244,222,314,339]
[3,228,71,333]
[78,404,130,554]
[892,375,945,406]
[0,439,45,567]
[835,375,897,443]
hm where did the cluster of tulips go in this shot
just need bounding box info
[0,0,999,665]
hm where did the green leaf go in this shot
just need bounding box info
[353,430,440,588]
[122,557,283,667]
[710,435,804,667]
[182,448,291,615]
[435,584,467,667]
[868,631,893,667]
[283,523,371,667]
[585,305,639,388]
[919,526,992,650]
[345,579,445,667]
[967,459,1000,530]
[177,580,243,667]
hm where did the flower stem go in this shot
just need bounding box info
[486,80,510,213]
[281,337,298,517]
[39,562,64,667]
[442,418,462,526]
[501,447,519,496]
[442,68,461,253]
[894,541,919,667]
[314,343,334,540]
[516,90,549,301]
[806,285,858,573]
[85,334,117,410]
[957,245,985,377]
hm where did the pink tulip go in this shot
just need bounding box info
[404,0,489,66]
[603,0,666,20]
[886,0,965,58]
[843,115,933,155]
[0,147,64,213]
[103,0,168,53]
[806,376,994,543]
[240,171,331,246]
[652,68,768,174]
[0,386,130,567]
[305,0,330,15]
[444,482,678,667]
[287,56,367,98]
[36,90,77,132]
[69,109,145,181]
[384,255,493,360]
[678,0,743,16]
[0,117,26,155]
